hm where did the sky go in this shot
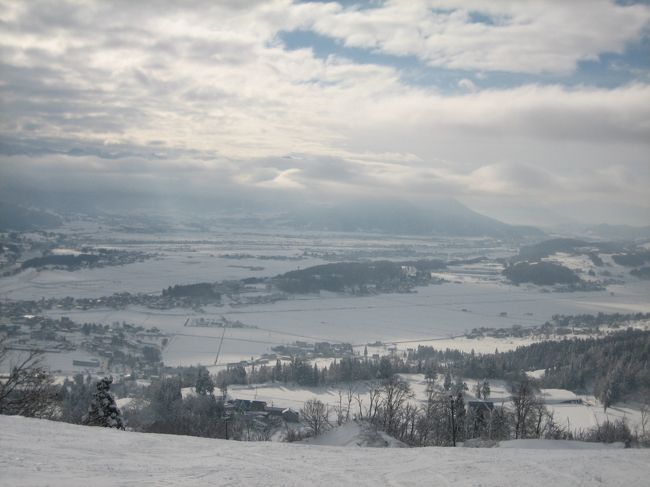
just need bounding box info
[0,0,649,226]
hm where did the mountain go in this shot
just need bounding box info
[286,199,543,238]
[1,416,646,487]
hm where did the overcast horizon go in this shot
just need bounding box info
[1,0,649,227]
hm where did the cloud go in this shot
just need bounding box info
[457,78,477,93]
[0,0,649,224]
[463,162,558,196]
[300,0,650,75]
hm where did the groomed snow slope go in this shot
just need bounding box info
[2,416,649,487]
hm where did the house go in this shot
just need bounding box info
[281,408,299,423]
[266,406,300,423]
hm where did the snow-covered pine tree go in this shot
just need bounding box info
[83,377,125,430]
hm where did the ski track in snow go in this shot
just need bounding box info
[2,416,650,486]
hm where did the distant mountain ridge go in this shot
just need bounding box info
[287,199,543,238]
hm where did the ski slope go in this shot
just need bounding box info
[1,416,649,486]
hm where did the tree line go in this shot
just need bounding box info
[213,329,650,409]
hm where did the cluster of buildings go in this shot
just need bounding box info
[227,399,300,423]
[0,313,167,377]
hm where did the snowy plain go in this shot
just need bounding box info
[34,278,650,369]
[3,225,650,370]
[2,415,649,487]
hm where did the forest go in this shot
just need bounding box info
[214,329,650,410]
[272,259,445,294]
[503,261,580,285]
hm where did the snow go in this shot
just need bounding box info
[115,397,134,409]
[33,277,650,370]
[526,368,546,379]
[228,383,370,410]
[547,400,645,432]
[302,420,406,448]
[540,389,580,404]
[498,439,625,450]
[2,415,649,486]
[7,225,650,372]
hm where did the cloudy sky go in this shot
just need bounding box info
[1,0,649,226]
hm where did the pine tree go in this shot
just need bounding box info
[83,377,124,429]
[195,367,214,395]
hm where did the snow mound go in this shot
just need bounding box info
[303,420,406,448]
[2,416,650,487]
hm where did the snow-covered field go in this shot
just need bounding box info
[35,278,650,369]
[0,227,468,300]
[3,226,650,441]
[1,415,648,486]
[3,226,650,371]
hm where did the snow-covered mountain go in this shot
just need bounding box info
[1,416,648,487]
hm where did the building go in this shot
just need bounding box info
[266,406,300,423]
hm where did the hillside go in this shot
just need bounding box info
[1,416,649,486]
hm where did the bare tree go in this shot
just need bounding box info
[380,375,414,437]
[366,381,382,424]
[639,392,650,445]
[0,339,57,418]
[334,389,346,426]
[399,402,420,444]
[531,401,554,438]
[345,383,355,423]
[510,378,538,439]
[354,391,364,420]
[301,398,330,436]
[333,383,357,425]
